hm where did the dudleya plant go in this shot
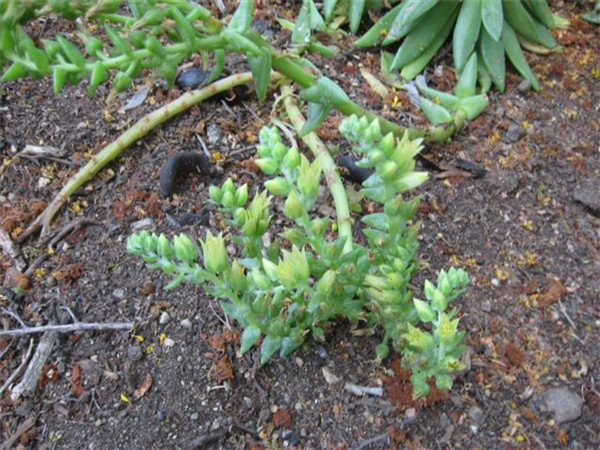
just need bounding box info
[127,115,469,397]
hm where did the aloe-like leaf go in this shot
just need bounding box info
[348,0,366,34]
[322,0,338,22]
[260,335,282,364]
[299,102,331,136]
[481,0,503,41]
[248,50,271,101]
[241,325,262,353]
[228,0,253,32]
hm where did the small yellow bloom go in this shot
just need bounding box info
[120,392,131,404]
[133,335,145,342]
[158,333,166,344]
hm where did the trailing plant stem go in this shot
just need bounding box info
[282,85,353,254]
[19,71,272,241]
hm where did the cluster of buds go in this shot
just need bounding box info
[340,115,428,204]
[256,126,322,223]
[402,268,469,397]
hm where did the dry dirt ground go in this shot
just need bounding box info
[1,1,599,449]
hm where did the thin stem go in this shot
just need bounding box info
[282,85,353,254]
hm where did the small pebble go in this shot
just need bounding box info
[405,408,417,419]
[175,68,208,89]
[180,318,192,329]
[163,338,176,348]
[130,217,155,231]
[506,123,526,143]
[206,123,224,145]
[154,411,166,421]
[159,311,170,325]
[517,79,532,93]
[190,413,199,421]
[541,387,583,424]
[112,288,125,299]
[127,345,143,362]
[468,405,485,425]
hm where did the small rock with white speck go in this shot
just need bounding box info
[541,387,583,424]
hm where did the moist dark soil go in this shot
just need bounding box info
[1,2,599,449]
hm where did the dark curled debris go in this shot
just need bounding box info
[159,152,211,197]
[338,153,373,184]
[455,159,487,178]
[175,68,253,104]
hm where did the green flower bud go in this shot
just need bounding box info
[173,233,198,263]
[364,274,390,291]
[431,289,447,311]
[282,147,301,170]
[222,191,235,209]
[255,158,278,175]
[404,324,435,350]
[297,156,321,200]
[262,258,279,281]
[393,171,428,192]
[437,314,460,344]
[251,267,270,289]
[368,149,384,165]
[271,142,288,162]
[157,234,173,259]
[264,177,291,196]
[364,119,382,142]
[222,178,235,194]
[413,298,435,322]
[200,231,228,274]
[283,190,303,220]
[235,184,248,206]
[226,260,247,292]
[315,269,336,296]
[233,207,246,225]
[423,279,436,301]
[443,356,465,373]
[256,144,271,158]
[379,161,398,180]
[375,342,390,361]
[278,246,310,289]
[209,185,223,203]
[379,132,395,155]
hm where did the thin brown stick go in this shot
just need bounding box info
[0,321,134,337]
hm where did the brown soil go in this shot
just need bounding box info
[1,2,599,449]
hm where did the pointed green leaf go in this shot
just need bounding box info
[241,325,261,353]
[248,50,271,101]
[481,0,503,42]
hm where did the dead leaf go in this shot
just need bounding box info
[133,374,153,399]
[211,356,233,383]
[272,408,292,428]
[538,278,567,308]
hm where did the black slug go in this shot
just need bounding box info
[159,151,211,197]
[338,153,373,184]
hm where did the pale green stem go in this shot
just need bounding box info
[281,85,353,254]
[20,71,279,241]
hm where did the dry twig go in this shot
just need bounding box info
[0,338,34,396]
[0,321,134,337]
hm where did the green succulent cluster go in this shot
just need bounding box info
[356,0,568,91]
[128,117,469,396]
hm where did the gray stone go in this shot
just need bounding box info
[112,288,125,299]
[573,177,600,214]
[541,388,583,424]
[468,405,485,425]
[127,345,143,362]
[506,123,527,143]
[206,123,223,145]
[159,311,170,325]
[130,217,155,231]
